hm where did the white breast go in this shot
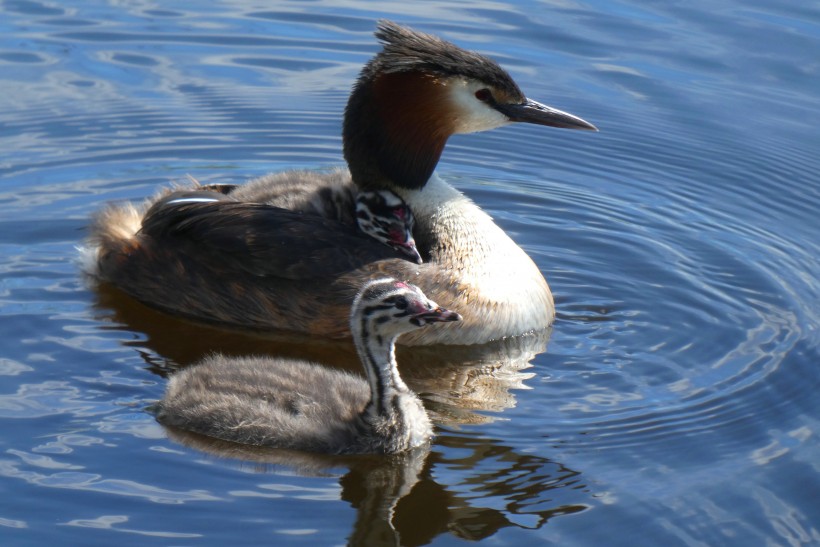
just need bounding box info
[399,173,554,344]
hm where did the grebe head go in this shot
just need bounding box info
[356,190,422,264]
[351,279,461,341]
[344,20,597,191]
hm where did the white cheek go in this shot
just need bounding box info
[447,80,511,134]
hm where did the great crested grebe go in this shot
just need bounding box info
[83,20,596,345]
[156,279,461,454]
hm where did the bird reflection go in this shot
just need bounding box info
[163,427,589,546]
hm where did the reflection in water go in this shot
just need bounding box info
[164,427,589,546]
[396,336,544,426]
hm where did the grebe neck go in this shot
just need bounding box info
[395,172,555,345]
[353,327,413,420]
[395,173,516,269]
[344,70,456,192]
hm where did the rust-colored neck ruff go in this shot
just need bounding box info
[344,71,454,191]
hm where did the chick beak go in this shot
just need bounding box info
[389,228,423,264]
[396,237,423,264]
[410,306,462,326]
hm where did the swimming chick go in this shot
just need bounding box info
[155,278,460,454]
[83,20,596,345]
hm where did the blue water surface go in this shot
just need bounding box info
[0,1,818,545]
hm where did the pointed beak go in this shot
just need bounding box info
[410,306,462,327]
[495,99,598,131]
[395,237,423,264]
[388,227,423,264]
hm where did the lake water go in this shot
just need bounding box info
[1,1,818,545]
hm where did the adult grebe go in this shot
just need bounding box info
[83,21,596,345]
[155,279,460,454]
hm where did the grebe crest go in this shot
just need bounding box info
[344,20,596,192]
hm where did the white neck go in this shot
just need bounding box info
[353,329,431,448]
[354,333,409,413]
[395,173,555,343]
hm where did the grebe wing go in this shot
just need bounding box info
[140,198,406,280]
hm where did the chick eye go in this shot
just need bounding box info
[394,296,408,310]
[474,88,492,102]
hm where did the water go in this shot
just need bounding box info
[1,1,818,545]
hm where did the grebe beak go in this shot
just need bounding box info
[395,238,423,264]
[410,307,462,327]
[495,99,598,131]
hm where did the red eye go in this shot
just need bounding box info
[474,88,492,102]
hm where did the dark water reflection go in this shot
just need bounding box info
[162,428,588,546]
[1,0,818,545]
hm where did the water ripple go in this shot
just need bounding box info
[462,118,818,471]
[0,460,221,504]
[0,3,817,545]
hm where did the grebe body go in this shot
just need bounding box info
[84,21,596,345]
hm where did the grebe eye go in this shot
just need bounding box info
[474,88,492,102]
